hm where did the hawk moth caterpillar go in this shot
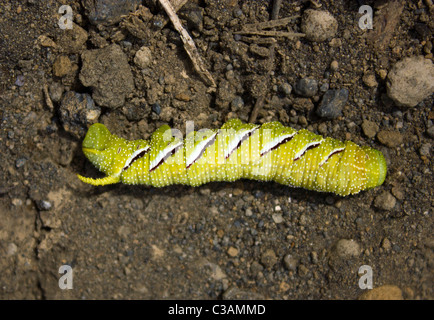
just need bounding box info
[77,119,387,196]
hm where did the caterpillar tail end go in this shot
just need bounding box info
[77,174,120,186]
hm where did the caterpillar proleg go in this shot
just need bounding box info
[77,119,387,196]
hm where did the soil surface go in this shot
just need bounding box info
[0,0,433,299]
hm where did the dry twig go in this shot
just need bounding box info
[43,83,54,112]
[158,0,216,87]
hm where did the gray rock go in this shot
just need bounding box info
[49,82,64,103]
[37,200,52,211]
[52,55,73,78]
[7,243,18,256]
[419,143,431,157]
[334,239,360,259]
[260,249,277,268]
[134,46,152,69]
[59,91,101,139]
[230,96,245,111]
[377,130,403,148]
[15,157,27,168]
[283,254,298,271]
[362,120,379,139]
[316,88,349,119]
[272,213,283,224]
[374,191,397,211]
[387,56,434,107]
[279,83,292,96]
[152,103,161,115]
[178,3,203,31]
[294,78,318,97]
[80,44,135,109]
[301,10,338,42]
[82,0,142,25]
[15,75,24,87]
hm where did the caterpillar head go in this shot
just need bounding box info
[77,123,149,186]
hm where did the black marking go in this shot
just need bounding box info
[225,127,259,160]
[320,148,344,166]
[123,149,148,171]
[149,146,182,172]
[261,135,296,157]
[186,135,217,169]
[293,141,322,161]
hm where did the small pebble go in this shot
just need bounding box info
[38,200,52,211]
[319,82,329,92]
[362,72,378,88]
[316,88,349,119]
[381,238,391,250]
[260,249,277,268]
[374,191,396,211]
[227,246,239,257]
[387,56,434,107]
[334,239,360,258]
[152,103,161,115]
[361,120,379,139]
[377,130,403,148]
[283,254,298,271]
[15,75,25,87]
[15,157,26,168]
[294,78,318,97]
[279,83,292,96]
[301,9,338,42]
[52,55,72,77]
[272,213,283,224]
[245,208,253,217]
[230,96,244,111]
[419,143,431,157]
[134,46,152,69]
[330,60,339,72]
[7,243,18,256]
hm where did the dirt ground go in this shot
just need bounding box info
[0,0,433,300]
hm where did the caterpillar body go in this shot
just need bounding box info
[77,119,387,196]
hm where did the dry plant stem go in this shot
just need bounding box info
[43,83,54,112]
[271,0,283,20]
[158,0,216,87]
[248,96,265,123]
[153,0,189,28]
[235,30,305,39]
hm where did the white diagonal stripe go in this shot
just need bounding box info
[149,141,183,171]
[122,147,150,170]
[260,133,296,156]
[186,131,217,168]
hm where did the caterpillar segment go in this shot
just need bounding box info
[77,119,387,196]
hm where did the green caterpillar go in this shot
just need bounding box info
[77,119,387,196]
